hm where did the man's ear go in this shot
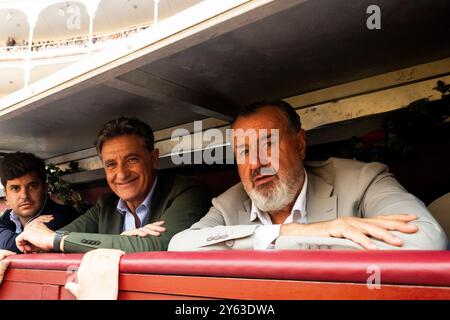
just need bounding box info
[296,129,306,160]
[151,149,159,169]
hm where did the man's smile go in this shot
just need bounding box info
[115,177,139,187]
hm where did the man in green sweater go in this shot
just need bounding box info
[15,117,210,253]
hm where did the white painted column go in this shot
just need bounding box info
[153,0,160,25]
[87,13,95,54]
[24,12,38,88]
[85,0,101,54]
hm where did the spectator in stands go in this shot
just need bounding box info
[169,101,448,251]
[5,37,13,50]
[15,117,210,253]
[1,26,147,55]
[0,152,80,253]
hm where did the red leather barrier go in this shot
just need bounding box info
[6,250,450,286]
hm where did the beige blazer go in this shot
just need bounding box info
[169,158,447,251]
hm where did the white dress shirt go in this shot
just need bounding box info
[251,171,308,249]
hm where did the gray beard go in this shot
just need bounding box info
[247,174,302,212]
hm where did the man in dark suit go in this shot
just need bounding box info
[15,117,210,253]
[0,152,80,253]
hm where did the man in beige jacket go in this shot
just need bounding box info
[169,101,447,251]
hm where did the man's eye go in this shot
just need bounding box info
[128,157,139,163]
[105,162,116,169]
[29,183,39,190]
[10,186,19,192]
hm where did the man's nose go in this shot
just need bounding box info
[116,162,130,179]
[250,149,271,170]
[249,153,264,171]
[19,188,30,200]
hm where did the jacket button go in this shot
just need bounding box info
[206,236,214,242]
[81,239,87,244]
[95,241,101,245]
[225,240,234,247]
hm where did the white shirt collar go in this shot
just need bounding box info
[250,170,308,225]
[116,176,158,216]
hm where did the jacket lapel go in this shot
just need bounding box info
[145,175,171,224]
[306,173,337,223]
[2,209,16,231]
[238,198,258,225]
[110,208,125,234]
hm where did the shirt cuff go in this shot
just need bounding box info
[254,225,281,249]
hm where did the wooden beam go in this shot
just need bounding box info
[285,57,450,109]
[106,69,236,121]
[295,75,450,130]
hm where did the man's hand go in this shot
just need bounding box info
[0,250,16,284]
[120,221,166,237]
[24,215,54,230]
[15,222,55,253]
[65,249,125,300]
[280,214,419,249]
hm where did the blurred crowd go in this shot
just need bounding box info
[1,25,149,55]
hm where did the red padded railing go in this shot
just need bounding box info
[6,250,450,287]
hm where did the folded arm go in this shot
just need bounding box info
[16,185,210,253]
[169,205,258,250]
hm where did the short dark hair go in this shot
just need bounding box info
[233,100,302,133]
[0,152,47,187]
[95,117,155,155]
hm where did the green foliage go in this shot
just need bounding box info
[45,163,76,206]
[340,81,450,163]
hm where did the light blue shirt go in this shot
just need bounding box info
[116,176,158,232]
[10,210,24,234]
